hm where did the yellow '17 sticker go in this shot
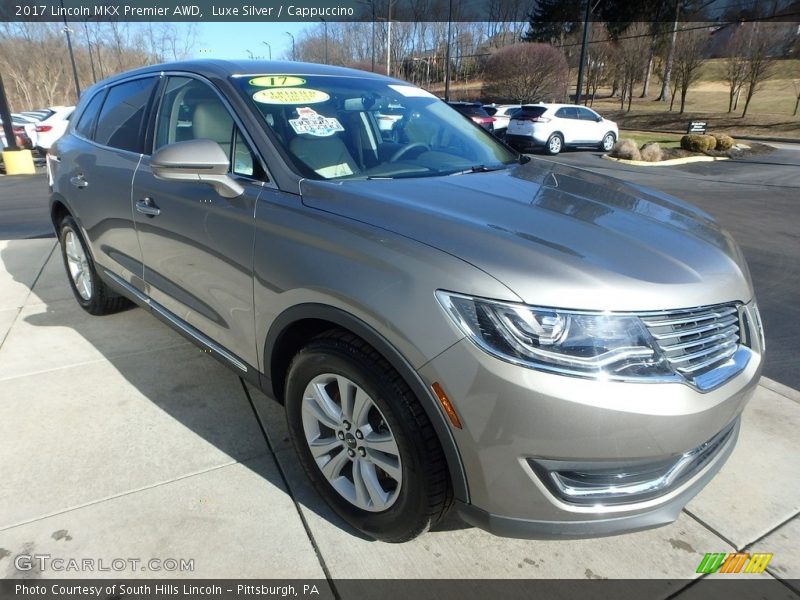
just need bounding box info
[252,88,330,105]
[249,75,306,87]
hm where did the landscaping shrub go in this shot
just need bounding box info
[639,142,663,162]
[610,139,641,161]
[680,134,717,152]
[715,134,735,151]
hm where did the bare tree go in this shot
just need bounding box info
[617,23,651,111]
[793,80,800,116]
[740,24,776,118]
[482,43,568,103]
[673,27,709,113]
[657,0,681,102]
[723,25,749,113]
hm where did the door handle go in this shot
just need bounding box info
[69,175,88,188]
[136,197,161,217]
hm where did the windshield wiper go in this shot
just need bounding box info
[448,164,506,176]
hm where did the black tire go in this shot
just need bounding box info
[545,133,563,155]
[599,132,616,152]
[58,215,130,316]
[285,330,452,542]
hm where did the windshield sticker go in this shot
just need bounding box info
[252,88,329,105]
[289,107,344,137]
[388,84,437,99]
[316,163,354,178]
[249,75,307,88]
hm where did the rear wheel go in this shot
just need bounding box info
[58,215,130,315]
[545,133,563,155]
[285,330,452,542]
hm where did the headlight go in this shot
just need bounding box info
[436,291,673,379]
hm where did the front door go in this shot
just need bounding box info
[132,76,265,368]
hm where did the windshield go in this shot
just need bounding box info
[233,74,518,180]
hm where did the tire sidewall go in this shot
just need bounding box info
[546,134,562,155]
[602,132,616,151]
[285,343,432,541]
[59,216,96,310]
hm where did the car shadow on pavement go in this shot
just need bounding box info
[1,240,422,543]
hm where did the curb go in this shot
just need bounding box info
[760,376,800,404]
[602,154,730,166]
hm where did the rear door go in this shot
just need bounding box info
[55,76,159,288]
[554,107,581,143]
[131,75,264,368]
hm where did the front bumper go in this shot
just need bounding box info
[417,334,762,538]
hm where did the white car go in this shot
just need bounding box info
[506,104,618,155]
[482,104,521,137]
[24,106,74,152]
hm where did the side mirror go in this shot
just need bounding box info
[596,116,603,122]
[151,138,244,199]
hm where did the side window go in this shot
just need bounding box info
[155,77,233,153]
[94,78,157,152]
[555,108,569,119]
[155,77,265,180]
[232,128,266,179]
[75,91,105,139]
[578,107,598,121]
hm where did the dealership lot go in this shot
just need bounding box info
[0,153,798,595]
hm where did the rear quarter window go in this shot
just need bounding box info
[94,77,158,153]
[75,92,105,139]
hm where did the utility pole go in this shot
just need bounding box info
[321,18,329,63]
[575,0,591,105]
[262,41,272,60]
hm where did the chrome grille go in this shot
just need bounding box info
[640,304,740,378]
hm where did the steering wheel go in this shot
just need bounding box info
[389,142,429,163]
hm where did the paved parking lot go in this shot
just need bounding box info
[0,152,798,596]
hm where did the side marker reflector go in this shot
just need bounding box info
[431,382,462,429]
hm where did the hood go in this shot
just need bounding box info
[299,161,753,311]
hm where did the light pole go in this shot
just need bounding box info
[83,23,97,84]
[59,0,81,100]
[444,0,452,101]
[262,41,272,60]
[285,31,295,61]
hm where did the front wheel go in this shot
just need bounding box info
[545,133,563,155]
[285,330,452,542]
[600,132,616,152]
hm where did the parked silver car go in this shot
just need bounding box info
[49,61,763,542]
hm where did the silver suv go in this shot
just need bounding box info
[49,61,764,542]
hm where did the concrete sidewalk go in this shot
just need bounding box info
[0,239,798,596]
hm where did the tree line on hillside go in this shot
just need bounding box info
[0,22,196,110]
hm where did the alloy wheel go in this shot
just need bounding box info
[301,373,402,512]
[64,229,93,301]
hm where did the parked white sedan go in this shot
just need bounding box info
[506,104,618,155]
